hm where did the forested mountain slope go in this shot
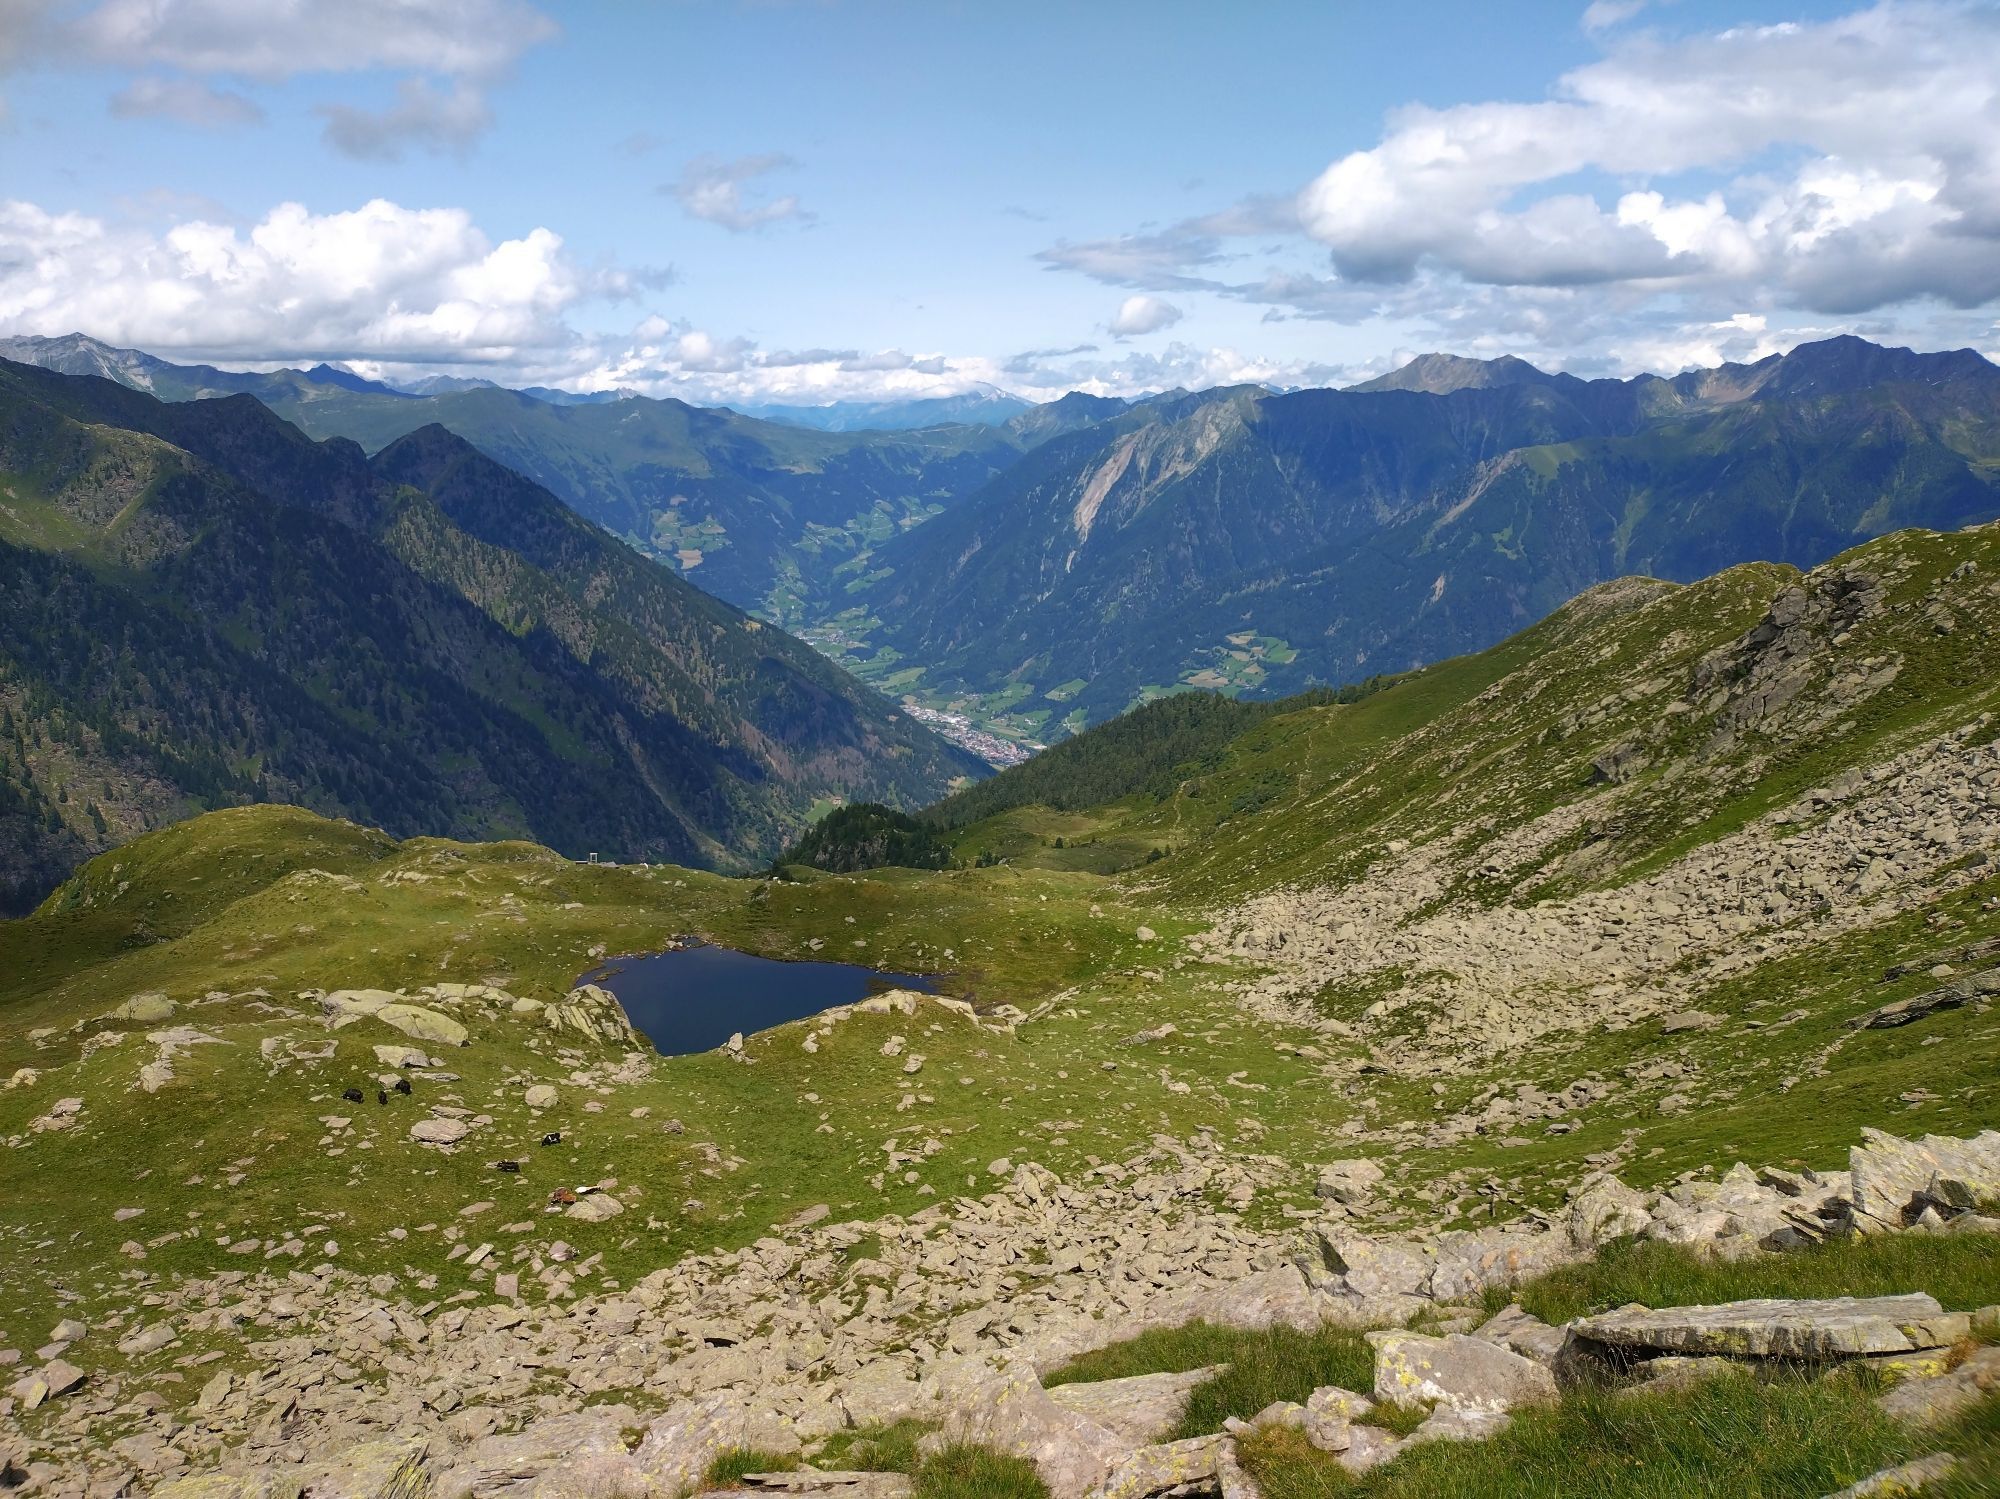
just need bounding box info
[0,360,982,912]
[839,337,2000,728]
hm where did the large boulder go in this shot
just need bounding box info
[1368,1331,1558,1413]
[1569,1294,1968,1362]
[1176,1264,1333,1332]
[432,1406,646,1498]
[1316,1230,1431,1300]
[321,989,399,1025]
[409,1117,471,1147]
[108,993,176,1024]
[1315,1159,1386,1205]
[374,1003,469,1048]
[1567,1175,1654,1248]
[1047,1367,1223,1447]
[926,1361,1126,1499]
[633,1392,803,1494]
[1427,1228,1575,1301]
[1849,1129,2000,1231]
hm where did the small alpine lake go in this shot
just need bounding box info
[582,943,936,1057]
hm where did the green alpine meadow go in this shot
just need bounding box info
[6,4,2000,1495]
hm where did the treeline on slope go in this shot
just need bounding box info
[925,682,1392,831]
[774,802,954,875]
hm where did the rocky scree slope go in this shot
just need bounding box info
[1166,523,2000,1123]
[6,1095,1998,1497]
[847,336,2000,726]
[0,359,981,912]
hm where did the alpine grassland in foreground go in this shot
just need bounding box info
[1051,1225,2000,1495]
[1236,1373,1954,1499]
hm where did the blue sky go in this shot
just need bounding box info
[2,0,1998,403]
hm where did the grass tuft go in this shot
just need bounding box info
[1242,1367,1925,1498]
[910,1443,1049,1499]
[1500,1233,2000,1328]
[1044,1319,1377,1441]
[701,1447,801,1487]
[811,1420,930,1473]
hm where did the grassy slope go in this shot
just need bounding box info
[3,524,1998,1396]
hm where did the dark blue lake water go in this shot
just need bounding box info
[583,944,935,1057]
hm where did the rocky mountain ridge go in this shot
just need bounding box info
[841,337,2000,727]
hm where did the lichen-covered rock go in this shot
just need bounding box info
[108,993,176,1024]
[373,1003,469,1048]
[1849,1129,2000,1231]
[1302,1384,1373,1452]
[928,1361,1125,1499]
[633,1392,803,1494]
[1822,1453,1957,1498]
[1571,1294,1967,1360]
[1369,1330,1557,1412]
[1086,1434,1226,1498]
[1876,1344,2000,1428]
[1047,1366,1223,1447]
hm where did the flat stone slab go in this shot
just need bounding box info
[734,1475,914,1495]
[1047,1366,1225,1447]
[1572,1294,1967,1359]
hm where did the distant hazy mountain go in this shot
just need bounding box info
[733,384,1035,432]
[0,359,985,913]
[394,371,631,406]
[844,336,2000,727]
[0,334,1035,624]
[1349,351,1559,394]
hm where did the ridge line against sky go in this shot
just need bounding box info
[0,0,1997,404]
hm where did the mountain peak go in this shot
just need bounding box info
[1350,352,1553,395]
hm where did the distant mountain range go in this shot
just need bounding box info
[0,335,1057,628]
[838,336,2000,726]
[8,331,1997,749]
[0,357,984,914]
[729,385,1035,432]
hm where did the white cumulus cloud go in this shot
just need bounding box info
[1293,1,2000,311]
[1109,295,1183,337]
[0,197,595,363]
